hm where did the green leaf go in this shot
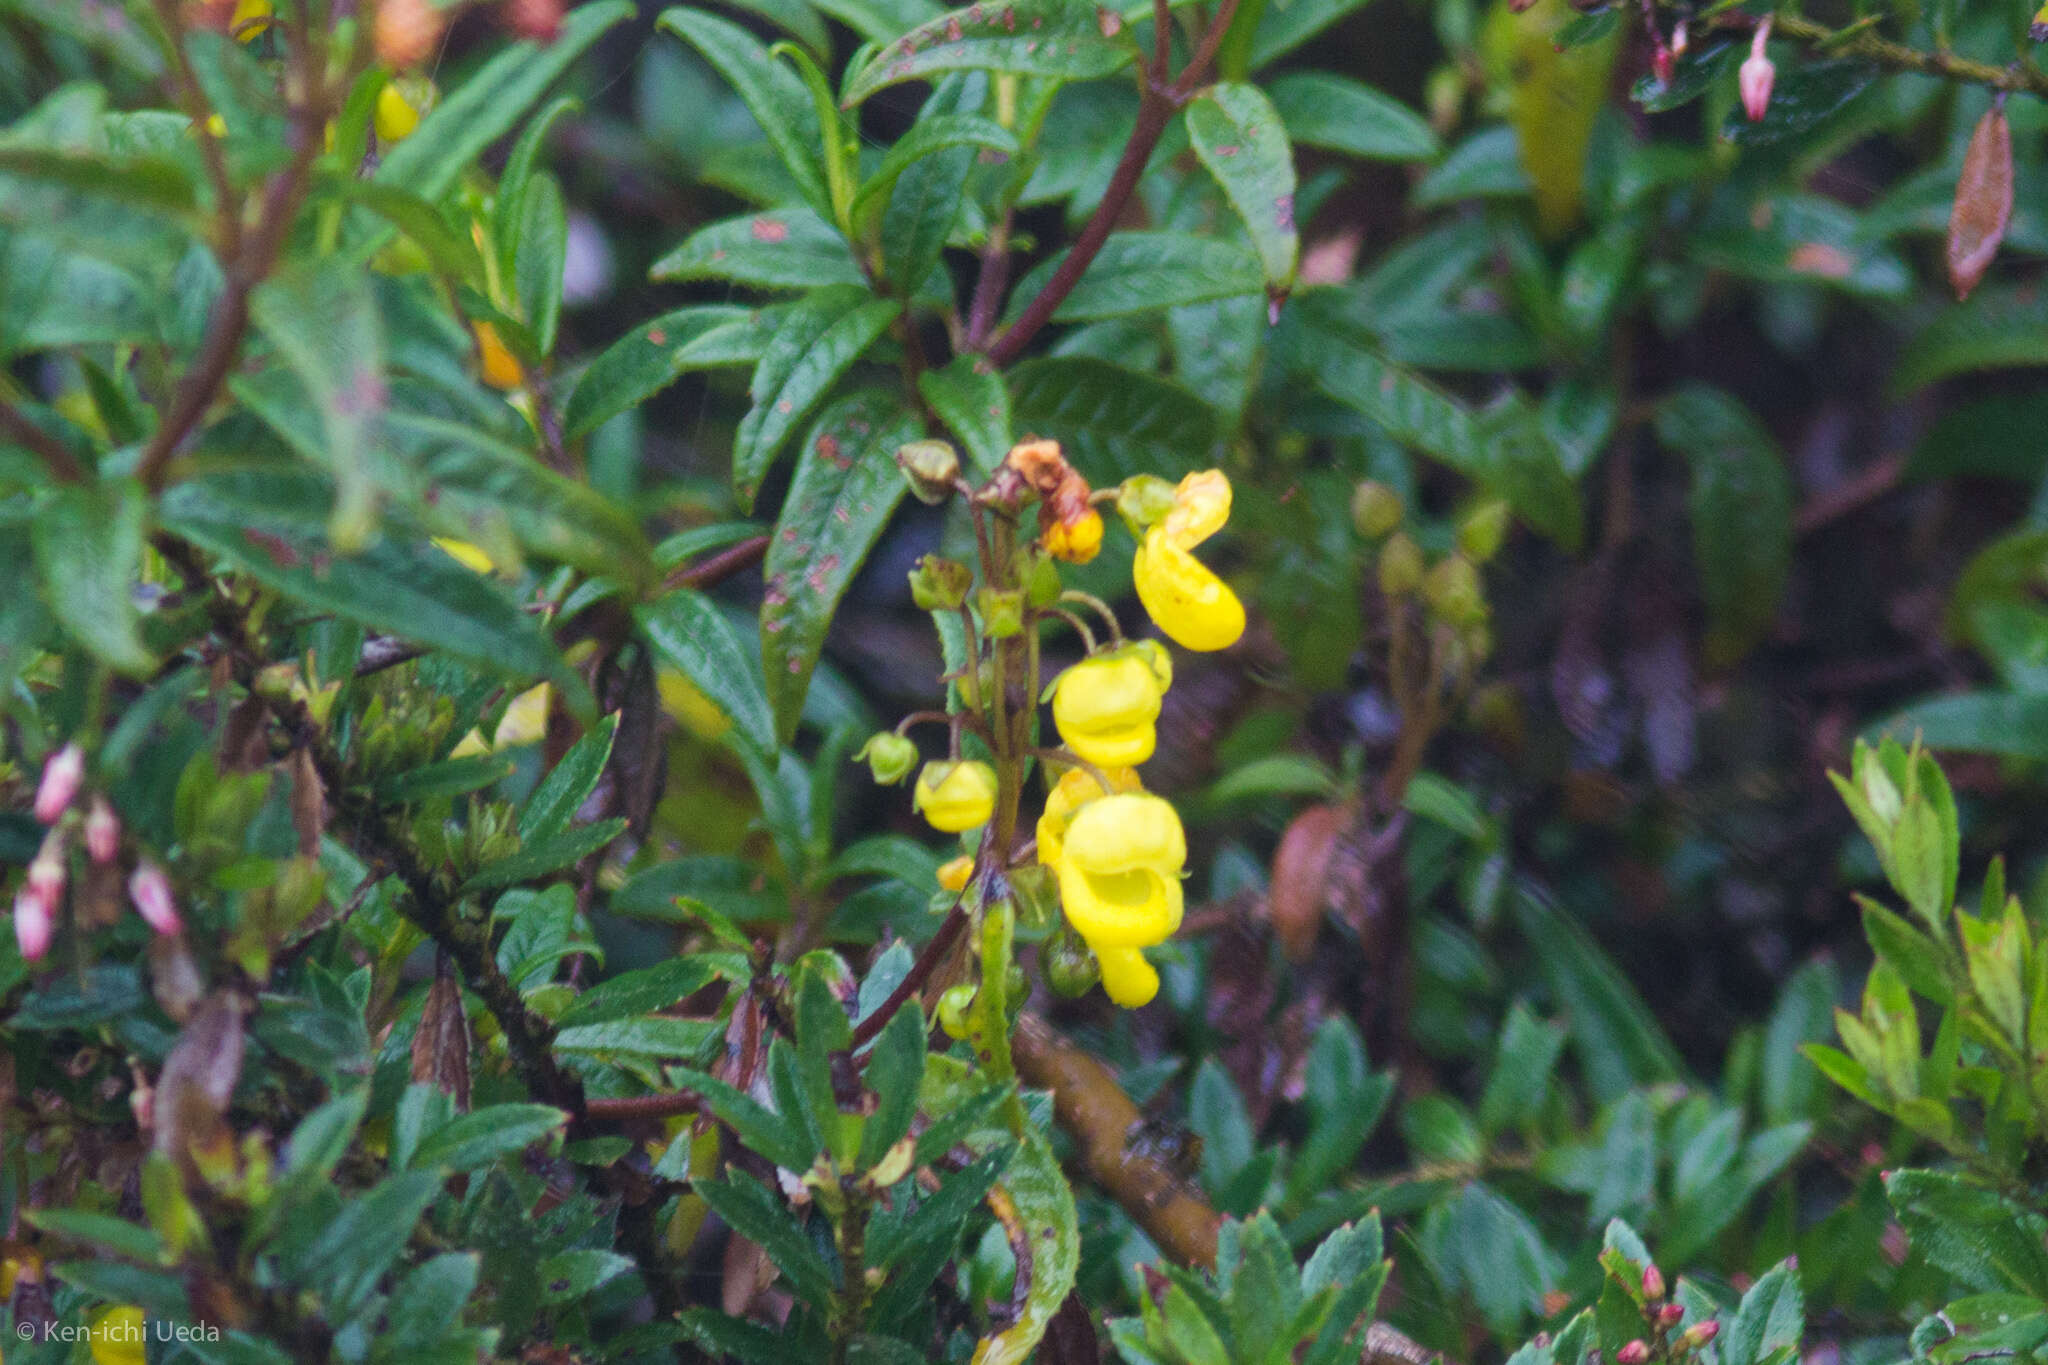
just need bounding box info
[282,1089,369,1189]
[1478,1002,1566,1136]
[657,7,830,217]
[1430,1181,1552,1335]
[918,352,1012,475]
[697,1173,836,1308]
[513,170,566,357]
[1007,231,1266,321]
[26,1208,166,1264]
[161,470,587,709]
[1721,1262,1805,1365]
[1305,315,1581,548]
[1760,959,1838,1125]
[853,113,1019,222]
[408,1104,567,1173]
[1268,71,1437,162]
[857,1002,927,1169]
[383,1254,481,1352]
[1654,384,1793,666]
[810,0,944,41]
[1187,83,1298,289]
[1412,125,1530,208]
[520,712,618,843]
[376,753,517,805]
[1191,1059,1256,1201]
[970,1128,1080,1365]
[1512,887,1683,1101]
[374,1,631,200]
[759,391,921,742]
[300,1171,444,1319]
[561,955,742,1026]
[638,589,779,756]
[564,304,782,439]
[1720,59,1875,146]
[1249,0,1376,66]
[553,1015,722,1061]
[462,818,626,893]
[1009,356,1221,481]
[537,1249,634,1304]
[1885,1169,2048,1297]
[1287,1016,1389,1208]
[651,207,865,289]
[842,0,1138,104]
[735,287,903,510]
[33,477,155,675]
[493,96,580,285]
[1893,285,2048,393]
[1869,690,2048,760]
[669,1066,816,1170]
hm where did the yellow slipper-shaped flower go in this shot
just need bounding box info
[912,760,997,833]
[1051,647,1167,768]
[1035,764,1142,870]
[1056,792,1185,1007]
[1133,470,1245,652]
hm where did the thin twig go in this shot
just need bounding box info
[1769,12,2048,97]
[848,898,971,1050]
[148,0,241,254]
[661,534,770,595]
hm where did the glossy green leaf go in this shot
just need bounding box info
[696,1172,835,1308]
[33,477,155,675]
[513,169,566,357]
[853,112,1019,221]
[520,712,618,843]
[842,0,1138,105]
[1886,1170,2048,1297]
[407,1104,567,1173]
[1721,59,1876,146]
[917,352,1012,475]
[651,207,865,289]
[972,1128,1080,1365]
[1268,71,1438,161]
[1188,83,1298,289]
[462,818,626,893]
[564,304,784,439]
[760,391,921,741]
[734,287,903,510]
[1249,0,1376,67]
[638,588,779,756]
[1007,231,1266,322]
[1721,1262,1805,1365]
[657,7,831,217]
[1893,285,2048,393]
[1870,690,2048,760]
[1512,887,1683,1100]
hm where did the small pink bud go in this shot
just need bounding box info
[1652,43,1674,85]
[1741,18,1775,122]
[1656,1303,1686,1328]
[128,860,182,937]
[1642,1264,1666,1301]
[1671,18,1689,56]
[33,743,83,823]
[26,829,67,905]
[1683,1322,1719,1349]
[13,886,52,960]
[85,797,120,865]
[1618,1341,1650,1365]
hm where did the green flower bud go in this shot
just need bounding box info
[1377,532,1425,597]
[1024,550,1063,608]
[1351,480,1404,539]
[978,586,1026,639]
[909,554,973,612]
[1042,925,1101,998]
[1423,554,1486,626]
[937,983,976,1040]
[1455,498,1511,563]
[1113,474,1177,535]
[896,440,961,505]
[856,731,919,785]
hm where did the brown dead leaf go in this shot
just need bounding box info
[410,965,473,1110]
[1947,106,2012,301]
[1269,803,1346,962]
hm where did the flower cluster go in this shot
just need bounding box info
[11,743,182,962]
[866,439,1245,1009]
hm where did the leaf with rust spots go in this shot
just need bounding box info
[759,391,922,743]
[1947,106,2012,301]
[1187,83,1298,292]
[842,0,1136,104]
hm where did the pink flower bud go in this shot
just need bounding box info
[26,829,67,906]
[1652,43,1674,86]
[1656,1303,1686,1328]
[33,743,83,823]
[85,797,120,865]
[13,886,52,960]
[1642,1264,1666,1301]
[1741,19,1775,122]
[128,860,182,937]
[1618,1341,1650,1365]
[1683,1322,1719,1350]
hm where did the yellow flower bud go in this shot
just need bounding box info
[1052,650,1165,768]
[1044,507,1104,564]
[90,1306,146,1365]
[1035,764,1142,870]
[1055,793,1186,1008]
[433,537,495,574]
[912,760,997,833]
[936,855,974,893]
[230,0,272,41]
[375,82,423,142]
[1133,470,1244,652]
[473,320,524,390]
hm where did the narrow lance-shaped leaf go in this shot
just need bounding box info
[734,287,903,511]
[1946,105,2011,302]
[1187,82,1298,291]
[657,7,831,218]
[842,0,1139,104]
[760,391,922,741]
[32,478,156,676]
[636,588,780,756]
[651,207,865,290]
[564,304,785,439]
